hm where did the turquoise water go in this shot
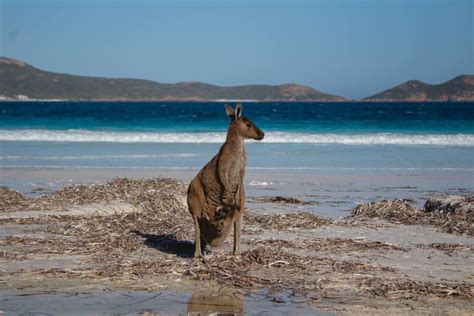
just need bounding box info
[0,101,473,170]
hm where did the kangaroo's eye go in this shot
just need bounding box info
[246,123,251,128]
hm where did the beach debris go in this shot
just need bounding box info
[0,177,187,212]
[350,198,474,236]
[244,211,330,230]
[351,199,419,223]
[424,195,474,214]
[252,196,303,204]
[251,195,319,205]
[360,278,473,299]
[416,243,473,255]
[248,238,405,252]
[0,186,29,211]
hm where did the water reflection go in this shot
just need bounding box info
[187,291,244,315]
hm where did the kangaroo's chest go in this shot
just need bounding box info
[228,151,246,180]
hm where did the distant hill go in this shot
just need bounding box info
[0,57,346,101]
[364,75,474,102]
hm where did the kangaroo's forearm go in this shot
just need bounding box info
[221,188,239,207]
[217,160,239,205]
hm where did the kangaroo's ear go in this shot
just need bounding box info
[225,104,235,121]
[235,103,242,119]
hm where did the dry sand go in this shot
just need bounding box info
[0,174,473,315]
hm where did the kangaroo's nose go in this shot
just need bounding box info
[258,131,265,140]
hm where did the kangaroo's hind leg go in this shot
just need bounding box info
[188,179,206,258]
[188,194,203,258]
[233,186,245,255]
[193,216,203,258]
[233,211,242,255]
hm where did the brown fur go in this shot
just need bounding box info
[187,104,264,257]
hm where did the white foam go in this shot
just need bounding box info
[249,180,274,186]
[0,129,473,146]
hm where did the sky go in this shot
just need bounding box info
[0,0,472,99]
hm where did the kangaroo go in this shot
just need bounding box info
[187,103,265,258]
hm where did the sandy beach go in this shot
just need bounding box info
[1,167,473,315]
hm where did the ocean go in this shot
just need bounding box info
[0,101,473,171]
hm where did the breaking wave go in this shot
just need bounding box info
[0,129,473,146]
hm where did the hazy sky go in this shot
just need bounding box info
[1,0,472,99]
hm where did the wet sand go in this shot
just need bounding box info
[1,168,473,315]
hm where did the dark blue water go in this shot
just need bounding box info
[1,101,473,134]
[0,101,473,170]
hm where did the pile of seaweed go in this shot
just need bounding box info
[0,178,187,212]
[244,211,330,230]
[248,238,405,252]
[0,186,30,211]
[350,199,473,236]
[251,196,314,205]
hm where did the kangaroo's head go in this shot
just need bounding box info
[225,103,265,141]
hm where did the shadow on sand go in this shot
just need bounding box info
[132,230,195,258]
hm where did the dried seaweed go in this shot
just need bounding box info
[351,199,420,223]
[350,199,474,236]
[0,177,187,212]
[360,277,473,299]
[248,238,405,252]
[0,186,29,211]
[416,243,473,254]
[425,196,474,214]
[244,212,331,230]
[251,196,312,205]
